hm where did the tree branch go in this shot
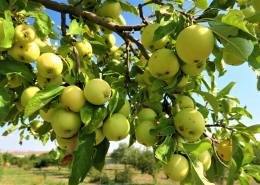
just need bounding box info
[71,40,81,76]
[129,42,140,59]
[74,0,83,7]
[61,12,66,36]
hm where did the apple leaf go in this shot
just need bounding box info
[32,11,52,38]
[36,121,52,135]
[24,84,65,119]
[69,131,95,185]
[216,82,236,99]
[108,88,119,117]
[150,117,174,137]
[88,40,110,56]
[209,0,236,10]
[34,38,56,53]
[182,137,212,154]
[152,79,166,91]
[248,41,260,76]
[0,87,10,123]
[0,0,8,11]
[120,1,133,13]
[206,155,226,182]
[143,100,162,114]
[93,138,110,172]
[0,11,14,49]
[2,125,19,136]
[155,135,176,163]
[25,1,45,11]
[2,104,19,124]
[194,0,208,10]
[57,45,73,57]
[48,27,60,40]
[67,19,86,35]
[40,133,49,146]
[230,107,252,119]
[245,12,260,23]
[153,17,176,43]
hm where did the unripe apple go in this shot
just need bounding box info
[162,154,189,182]
[135,120,160,147]
[146,85,154,99]
[84,79,111,105]
[195,150,211,171]
[175,96,194,109]
[181,60,206,76]
[222,52,245,66]
[100,17,115,34]
[16,98,25,112]
[96,6,104,17]
[0,18,7,52]
[177,74,189,87]
[143,69,153,85]
[138,108,157,124]
[140,55,147,62]
[148,49,180,80]
[37,53,63,78]
[217,140,232,162]
[75,40,92,61]
[14,24,36,44]
[102,1,121,19]
[101,34,116,48]
[110,46,118,53]
[60,85,86,112]
[174,108,205,142]
[9,42,40,63]
[135,73,146,87]
[37,73,62,89]
[30,120,42,131]
[255,24,260,35]
[56,135,74,149]
[176,25,214,65]
[95,128,105,145]
[97,55,108,66]
[97,121,103,128]
[40,107,62,122]
[102,113,130,141]
[115,15,126,25]
[252,0,260,13]
[242,7,255,18]
[9,73,23,88]
[51,109,82,138]
[117,98,131,118]
[21,86,40,107]
[141,23,168,53]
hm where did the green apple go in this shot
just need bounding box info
[174,108,205,142]
[9,73,23,88]
[37,73,62,89]
[175,96,194,109]
[102,1,121,19]
[97,55,108,66]
[110,46,118,53]
[143,69,153,85]
[96,6,104,17]
[9,42,40,63]
[21,86,40,107]
[162,154,189,182]
[14,24,36,44]
[59,85,86,112]
[117,98,131,118]
[252,0,260,13]
[30,120,42,131]
[101,34,116,48]
[255,23,260,34]
[95,128,105,145]
[138,108,157,124]
[135,73,146,87]
[148,49,180,80]
[146,85,154,99]
[75,40,92,61]
[16,98,25,112]
[40,107,61,123]
[115,15,126,25]
[84,79,111,105]
[56,134,74,149]
[217,140,232,162]
[51,108,82,138]
[177,74,189,87]
[195,150,211,171]
[37,53,63,78]
[100,17,115,34]
[222,52,245,66]
[141,23,168,53]
[135,120,160,147]
[181,60,206,76]
[97,121,103,128]
[176,25,214,65]
[82,0,97,8]
[102,113,130,141]
[242,7,255,18]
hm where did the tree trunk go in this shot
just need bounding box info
[153,173,158,185]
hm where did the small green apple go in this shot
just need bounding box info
[195,150,211,171]
[115,15,126,25]
[9,73,23,88]
[138,108,157,124]
[100,17,115,34]
[56,134,74,149]
[16,98,25,112]
[14,24,36,44]
[97,55,108,66]
[102,1,121,19]
[30,120,42,131]
[0,18,7,52]
[222,52,245,66]
[117,98,131,118]
[146,85,154,99]
[75,40,92,61]
[101,34,116,48]
[175,96,194,109]
[177,74,189,87]
[252,0,260,13]
[242,7,255,18]
[181,60,206,76]
[143,69,153,85]
[21,86,40,107]
[135,73,146,87]
[40,107,62,123]
[95,128,105,145]
[37,73,62,89]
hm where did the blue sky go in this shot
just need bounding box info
[0,0,259,153]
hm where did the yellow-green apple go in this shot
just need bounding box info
[255,23,260,34]
[97,55,107,66]
[56,135,74,149]
[100,17,115,34]
[37,53,63,78]
[14,24,36,44]
[96,6,104,17]
[37,73,62,89]
[252,0,260,13]
[102,113,130,141]
[217,140,232,161]
[95,128,105,145]
[9,73,23,88]
[146,85,154,99]
[195,150,211,171]
[138,108,157,124]
[102,1,121,19]
[75,40,92,61]
[175,96,194,109]
[181,60,206,76]
[30,120,42,131]
[97,121,103,128]
[51,108,82,138]
[242,7,255,18]
[117,98,131,118]
[9,42,40,63]
[101,34,116,48]
[110,45,118,53]
[177,74,189,87]
[141,23,168,52]
[40,107,61,122]
[135,73,146,87]
[21,86,40,107]
[115,15,126,25]
[84,79,111,105]
[176,25,214,65]
[148,48,180,80]
[143,69,153,85]
[162,154,189,182]
[135,120,160,147]
[59,85,86,112]
[174,108,205,142]
[16,98,25,111]
[222,52,245,66]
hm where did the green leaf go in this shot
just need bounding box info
[0,87,10,123]
[88,41,110,55]
[2,125,19,136]
[12,0,27,12]
[58,45,73,57]
[150,117,174,137]
[93,138,110,172]
[230,107,252,119]
[216,82,236,99]
[248,41,260,76]
[25,2,45,11]
[67,19,86,35]
[243,124,260,135]
[193,90,218,115]
[143,100,162,114]
[36,121,52,135]
[201,9,219,19]
[48,27,60,40]
[119,1,133,13]
[40,133,49,146]
[212,47,227,77]
[209,0,236,10]
[152,79,166,91]
[0,11,14,49]
[34,38,56,53]
[182,137,212,154]
[69,131,95,184]
[24,84,65,119]
[155,136,176,163]
[195,0,208,10]
[108,88,119,117]
[153,19,176,43]
[244,12,260,23]
[32,11,52,38]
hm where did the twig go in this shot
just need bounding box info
[124,39,131,99]
[71,40,81,76]
[203,132,219,144]
[61,12,66,36]
[129,42,140,59]
[74,0,83,7]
